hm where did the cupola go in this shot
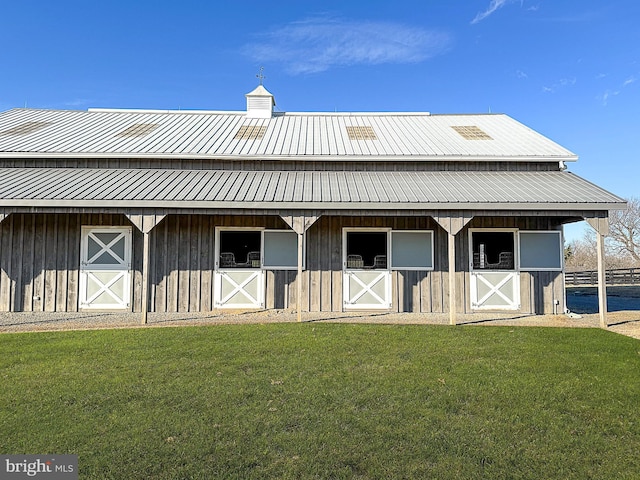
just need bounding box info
[245,84,275,119]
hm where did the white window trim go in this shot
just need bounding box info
[468,228,519,272]
[261,229,305,270]
[342,228,391,271]
[518,230,564,272]
[390,230,435,271]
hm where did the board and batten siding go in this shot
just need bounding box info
[462,217,565,314]
[148,214,449,314]
[0,212,565,314]
[304,216,449,313]
[0,213,143,312]
[148,214,289,312]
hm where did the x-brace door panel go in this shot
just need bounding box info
[215,270,265,309]
[343,270,392,310]
[470,271,520,310]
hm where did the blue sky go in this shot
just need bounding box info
[1,0,638,241]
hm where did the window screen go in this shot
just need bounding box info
[262,230,299,269]
[519,231,563,271]
[391,231,434,270]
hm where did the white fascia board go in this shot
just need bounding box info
[0,151,579,162]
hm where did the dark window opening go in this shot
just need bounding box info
[346,232,387,269]
[219,231,261,268]
[472,231,515,270]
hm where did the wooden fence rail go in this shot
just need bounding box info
[565,268,640,286]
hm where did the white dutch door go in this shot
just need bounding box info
[343,230,391,310]
[469,230,520,310]
[79,227,132,309]
[214,229,265,309]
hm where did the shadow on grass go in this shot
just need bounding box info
[455,314,536,325]
[0,312,122,327]
[305,312,397,323]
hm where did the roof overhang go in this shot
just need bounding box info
[0,152,579,162]
[0,199,624,211]
[0,167,624,212]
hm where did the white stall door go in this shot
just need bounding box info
[79,227,131,309]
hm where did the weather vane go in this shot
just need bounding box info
[256,66,266,85]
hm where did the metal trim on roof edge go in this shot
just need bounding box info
[0,152,578,161]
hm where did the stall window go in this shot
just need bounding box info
[218,230,261,268]
[345,231,388,269]
[471,231,515,270]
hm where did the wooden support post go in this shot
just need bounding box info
[596,232,608,328]
[448,231,456,325]
[297,232,303,322]
[585,215,609,329]
[125,213,166,325]
[433,213,472,326]
[280,213,319,323]
[141,231,150,325]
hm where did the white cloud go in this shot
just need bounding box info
[622,76,636,87]
[242,17,452,75]
[516,69,528,79]
[599,75,637,106]
[542,77,576,93]
[598,89,616,106]
[471,0,513,24]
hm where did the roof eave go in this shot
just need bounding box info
[0,151,579,162]
[0,199,623,211]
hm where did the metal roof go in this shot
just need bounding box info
[0,108,577,161]
[0,168,622,210]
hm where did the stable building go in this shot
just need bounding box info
[0,85,625,325]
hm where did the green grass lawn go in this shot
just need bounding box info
[1,324,639,479]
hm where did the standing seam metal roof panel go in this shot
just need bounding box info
[0,108,578,159]
[0,168,626,206]
[185,115,227,154]
[138,114,200,154]
[168,114,211,154]
[1,111,68,152]
[373,116,404,156]
[396,116,430,156]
